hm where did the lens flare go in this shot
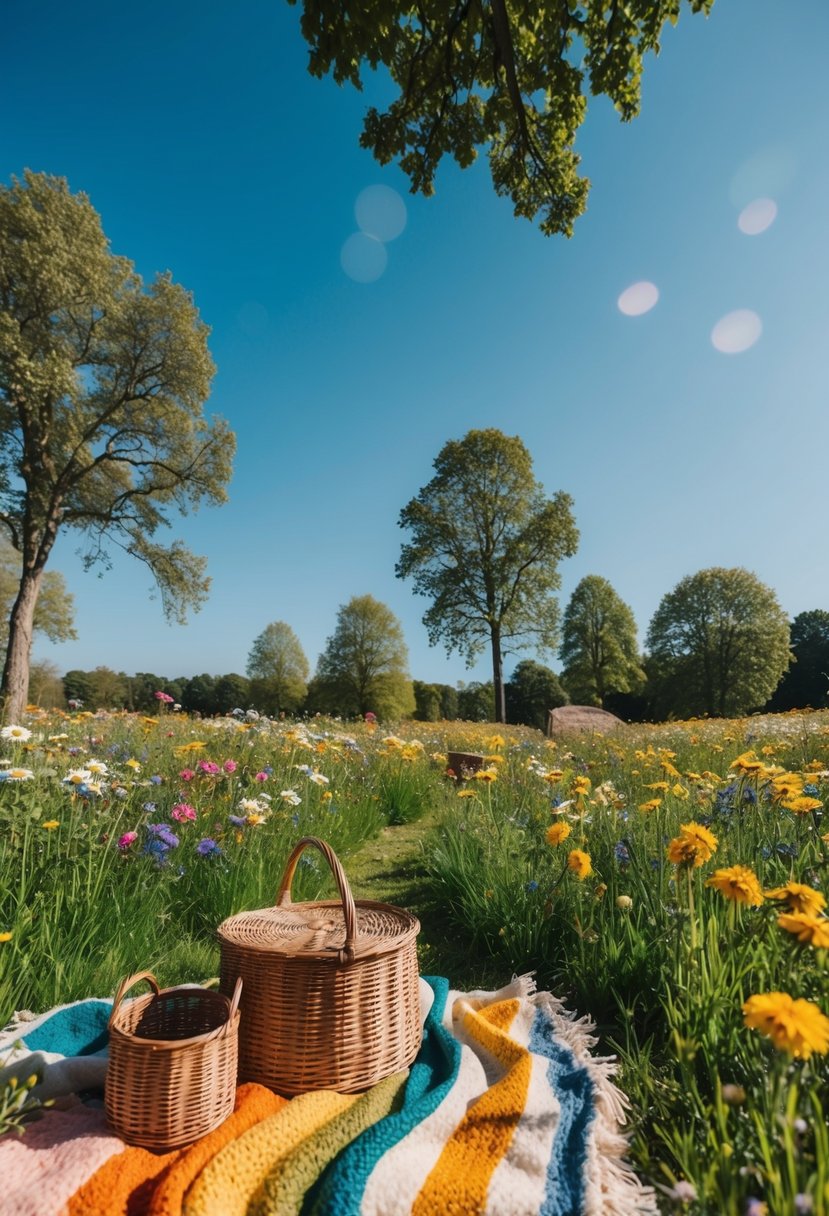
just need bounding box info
[617,281,659,317]
[340,233,388,283]
[738,198,778,235]
[355,185,407,242]
[711,310,762,354]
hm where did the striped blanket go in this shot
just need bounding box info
[0,976,656,1216]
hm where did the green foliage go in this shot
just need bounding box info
[315,594,415,720]
[397,429,578,722]
[0,540,76,653]
[413,680,441,722]
[560,574,645,707]
[181,673,218,716]
[646,567,792,718]
[767,610,829,711]
[246,621,309,714]
[456,681,495,722]
[505,658,567,729]
[0,171,235,720]
[289,0,715,236]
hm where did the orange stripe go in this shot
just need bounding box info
[412,998,531,1216]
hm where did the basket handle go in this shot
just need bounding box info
[109,970,160,1028]
[226,975,243,1022]
[275,837,357,961]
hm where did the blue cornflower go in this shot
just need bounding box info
[804,783,820,797]
[742,786,757,804]
[291,813,300,827]
[150,775,163,786]
[229,814,247,826]
[196,838,222,857]
[614,842,631,865]
[147,824,179,848]
[526,880,539,893]
[142,802,157,813]
[776,842,798,858]
[143,838,170,865]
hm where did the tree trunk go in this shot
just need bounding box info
[2,568,45,723]
[491,627,505,723]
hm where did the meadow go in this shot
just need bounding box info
[0,704,828,1214]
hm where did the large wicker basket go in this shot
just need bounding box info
[218,836,421,1096]
[105,971,241,1150]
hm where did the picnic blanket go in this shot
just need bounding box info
[0,976,656,1216]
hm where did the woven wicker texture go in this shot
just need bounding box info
[218,837,421,1095]
[106,972,241,1151]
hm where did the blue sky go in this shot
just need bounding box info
[3,0,828,688]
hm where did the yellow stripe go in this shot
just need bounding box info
[412,998,531,1216]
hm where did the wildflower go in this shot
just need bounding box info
[638,798,662,814]
[795,1195,814,1214]
[731,751,764,775]
[782,796,823,815]
[198,761,221,775]
[223,759,237,773]
[179,768,195,781]
[567,849,592,880]
[124,758,142,771]
[85,759,108,776]
[321,791,333,801]
[546,822,572,847]
[672,783,690,799]
[118,832,138,850]
[644,781,669,792]
[743,992,829,1058]
[614,841,630,865]
[246,813,267,827]
[2,767,35,781]
[196,838,222,857]
[616,895,633,911]
[721,1083,746,1105]
[171,803,197,822]
[147,824,179,848]
[706,865,764,906]
[154,691,174,703]
[0,725,32,742]
[472,768,498,783]
[666,823,718,868]
[572,775,591,796]
[457,789,477,799]
[667,1180,697,1203]
[0,932,12,943]
[486,735,505,750]
[745,1200,768,1216]
[41,820,60,831]
[279,789,302,806]
[765,883,826,915]
[229,814,247,827]
[63,768,92,786]
[778,913,829,949]
[526,880,539,893]
[544,769,564,783]
[254,771,269,782]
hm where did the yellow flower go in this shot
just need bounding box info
[778,913,829,949]
[545,822,572,847]
[456,789,477,799]
[616,895,633,911]
[666,822,718,868]
[730,750,764,774]
[765,882,826,915]
[572,776,591,796]
[472,768,498,783]
[706,865,764,906]
[124,758,142,771]
[486,735,505,750]
[743,992,829,1058]
[644,781,669,791]
[483,754,505,765]
[638,798,662,814]
[771,772,804,802]
[41,820,60,831]
[544,769,564,783]
[321,791,333,801]
[0,932,12,943]
[567,849,592,880]
[781,796,823,815]
[672,783,690,799]
[661,761,682,779]
[174,741,207,755]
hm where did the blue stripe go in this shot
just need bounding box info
[21,1000,112,1057]
[530,1006,595,1216]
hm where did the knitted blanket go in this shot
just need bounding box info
[0,977,656,1216]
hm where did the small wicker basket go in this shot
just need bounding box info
[105,971,241,1150]
[218,836,421,1096]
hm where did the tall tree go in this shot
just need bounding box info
[767,610,829,711]
[289,0,714,236]
[0,537,76,654]
[559,575,644,707]
[397,429,578,722]
[315,595,415,720]
[246,621,309,715]
[0,172,234,721]
[646,567,791,719]
[505,659,568,730]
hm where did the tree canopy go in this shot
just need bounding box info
[289,0,714,236]
[397,428,578,722]
[646,567,791,719]
[0,171,234,720]
[767,610,829,712]
[505,658,568,730]
[559,574,644,707]
[0,537,76,653]
[246,621,309,715]
[314,594,415,720]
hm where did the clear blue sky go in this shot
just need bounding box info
[3,0,828,687]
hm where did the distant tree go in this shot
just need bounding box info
[246,621,309,714]
[180,673,218,716]
[0,538,76,655]
[456,681,495,722]
[506,659,568,730]
[27,659,65,709]
[398,429,578,723]
[646,567,791,719]
[559,575,645,707]
[437,683,459,720]
[0,171,234,722]
[87,666,128,709]
[291,0,715,236]
[214,673,251,715]
[63,669,94,706]
[767,610,829,711]
[315,595,415,720]
[413,680,441,722]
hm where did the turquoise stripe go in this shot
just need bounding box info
[21,1000,112,1057]
[530,1007,595,1216]
[305,977,459,1216]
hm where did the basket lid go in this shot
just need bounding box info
[216,837,419,962]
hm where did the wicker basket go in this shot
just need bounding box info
[105,971,241,1150]
[218,836,421,1096]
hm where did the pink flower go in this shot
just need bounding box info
[179,768,195,781]
[171,803,197,822]
[118,831,138,850]
[198,760,221,775]
[154,691,174,703]
[254,771,269,782]
[223,759,237,773]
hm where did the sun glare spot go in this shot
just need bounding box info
[355,185,407,242]
[738,198,778,235]
[729,146,796,209]
[340,232,388,283]
[617,281,659,317]
[711,310,762,354]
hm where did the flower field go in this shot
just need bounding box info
[1,706,829,1213]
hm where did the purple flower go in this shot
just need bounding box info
[147,824,179,848]
[229,814,247,826]
[196,837,222,857]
